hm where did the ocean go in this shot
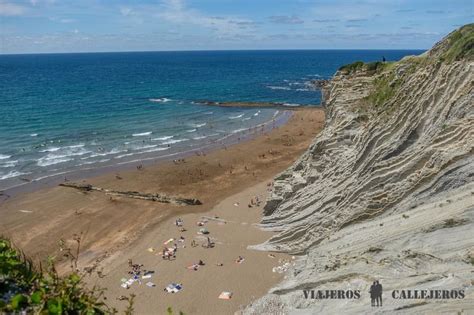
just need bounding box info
[0,49,423,191]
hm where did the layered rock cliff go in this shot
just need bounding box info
[245,24,474,314]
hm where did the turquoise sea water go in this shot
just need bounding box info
[0,50,422,191]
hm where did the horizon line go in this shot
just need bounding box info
[0,48,427,56]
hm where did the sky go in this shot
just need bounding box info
[0,0,472,54]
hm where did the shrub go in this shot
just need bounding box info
[338,61,364,73]
[0,238,113,314]
[365,73,400,108]
[365,61,384,72]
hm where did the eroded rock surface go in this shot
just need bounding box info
[245,25,474,314]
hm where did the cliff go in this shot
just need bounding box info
[245,24,474,314]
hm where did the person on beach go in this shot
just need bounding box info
[162,248,169,260]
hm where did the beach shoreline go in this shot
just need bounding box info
[0,106,324,314]
[0,109,293,203]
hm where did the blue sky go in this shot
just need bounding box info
[0,0,472,53]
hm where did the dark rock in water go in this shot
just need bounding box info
[310,79,329,88]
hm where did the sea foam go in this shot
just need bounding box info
[162,138,189,145]
[0,171,30,180]
[132,131,152,137]
[149,98,172,103]
[152,136,174,141]
[267,86,291,91]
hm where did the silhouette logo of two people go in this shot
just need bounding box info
[369,280,383,307]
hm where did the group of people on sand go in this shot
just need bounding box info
[128,259,144,282]
[161,244,178,260]
[247,195,261,208]
[173,159,186,164]
[123,215,248,296]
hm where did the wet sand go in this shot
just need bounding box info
[0,107,324,314]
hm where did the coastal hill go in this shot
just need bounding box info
[246,24,473,313]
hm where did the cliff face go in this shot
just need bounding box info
[246,25,474,314]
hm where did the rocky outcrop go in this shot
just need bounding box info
[59,182,202,205]
[245,25,474,314]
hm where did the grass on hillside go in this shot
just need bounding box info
[338,60,393,75]
[441,23,474,62]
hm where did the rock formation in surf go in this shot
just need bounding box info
[246,24,473,314]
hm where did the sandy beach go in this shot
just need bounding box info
[0,107,324,314]
[93,181,291,314]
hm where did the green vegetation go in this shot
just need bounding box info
[364,61,386,72]
[166,306,185,315]
[338,61,364,74]
[442,218,469,228]
[365,72,400,108]
[441,23,474,62]
[338,60,393,75]
[0,238,113,314]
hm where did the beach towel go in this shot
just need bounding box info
[147,247,155,252]
[218,292,233,300]
[165,283,183,293]
[146,282,155,287]
[198,228,209,235]
[164,238,174,245]
[121,278,135,288]
[142,274,152,279]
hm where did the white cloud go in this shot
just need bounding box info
[49,17,76,23]
[157,0,256,37]
[30,0,56,5]
[268,15,304,25]
[60,18,75,23]
[120,6,133,17]
[0,1,27,16]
